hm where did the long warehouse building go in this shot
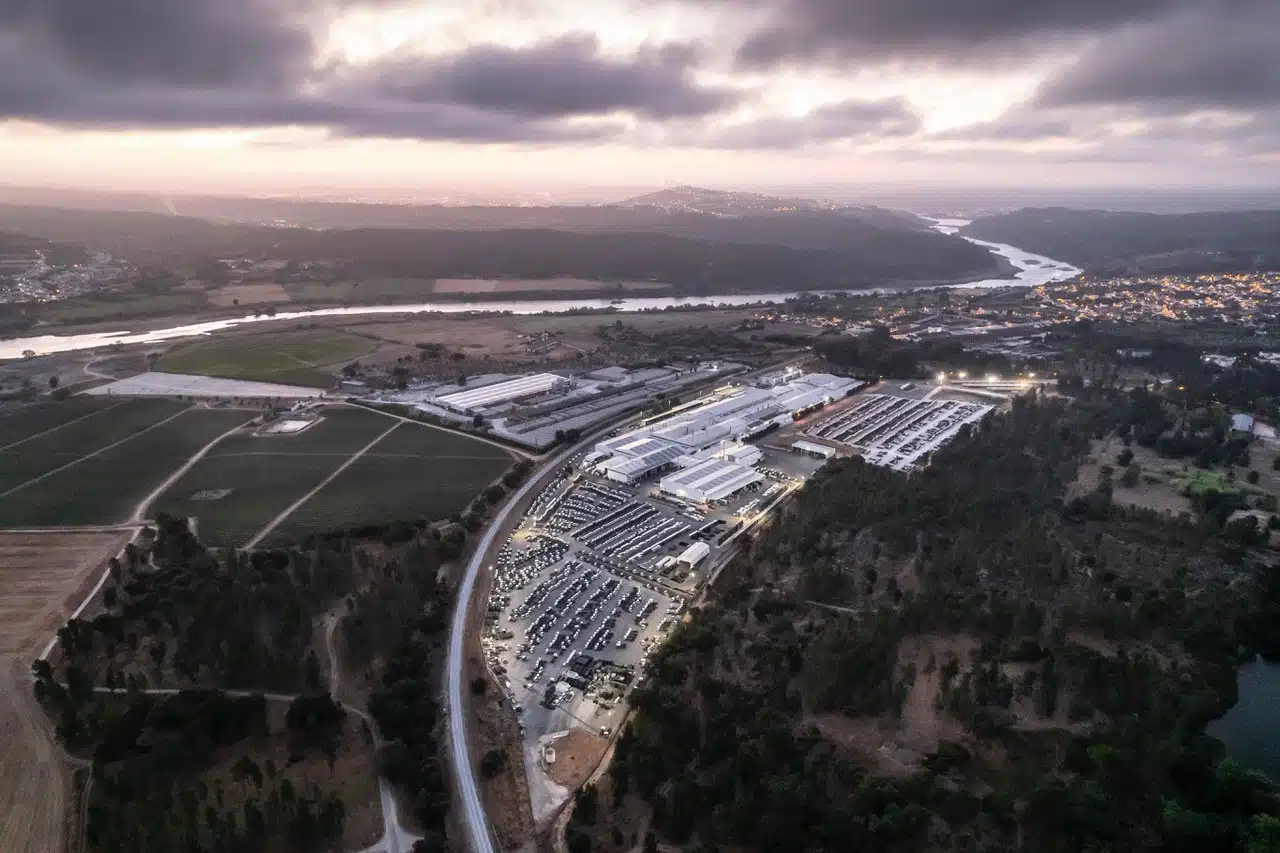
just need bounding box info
[589,373,860,484]
[659,457,763,504]
[436,373,568,413]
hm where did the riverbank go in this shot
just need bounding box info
[0,230,1079,360]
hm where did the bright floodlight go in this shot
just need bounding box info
[958,371,968,379]
[1029,372,1036,379]
[936,372,946,382]
[986,374,997,383]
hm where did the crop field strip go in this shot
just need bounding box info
[153,406,396,547]
[265,419,515,544]
[0,408,255,527]
[0,398,189,493]
[157,327,379,388]
[0,397,125,449]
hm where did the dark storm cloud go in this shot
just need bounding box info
[1034,3,1280,111]
[368,36,735,120]
[933,115,1075,142]
[0,0,316,86]
[728,0,1196,67]
[705,96,919,149]
[0,0,728,142]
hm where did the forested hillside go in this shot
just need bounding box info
[0,201,1002,293]
[598,390,1280,853]
[963,208,1280,274]
[31,512,468,853]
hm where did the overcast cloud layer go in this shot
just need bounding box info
[0,0,1277,180]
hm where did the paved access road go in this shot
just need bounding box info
[446,437,593,853]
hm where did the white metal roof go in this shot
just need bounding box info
[677,542,711,565]
[660,457,763,502]
[793,440,836,458]
[436,373,563,410]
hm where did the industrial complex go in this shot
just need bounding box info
[583,371,861,492]
[374,363,743,450]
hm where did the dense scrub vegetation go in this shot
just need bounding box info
[46,515,456,693]
[609,390,1280,852]
[35,507,467,853]
[25,685,348,853]
[370,611,452,851]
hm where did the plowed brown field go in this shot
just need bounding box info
[0,530,131,853]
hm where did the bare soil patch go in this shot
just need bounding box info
[0,530,129,853]
[209,282,292,307]
[809,634,977,776]
[0,531,131,657]
[0,655,69,853]
[544,728,609,789]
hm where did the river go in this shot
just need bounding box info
[0,220,1080,360]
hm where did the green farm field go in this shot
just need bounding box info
[0,408,254,526]
[157,327,378,388]
[153,406,394,547]
[265,421,515,544]
[0,397,124,448]
[0,398,189,493]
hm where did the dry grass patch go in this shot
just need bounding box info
[1074,436,1194,517]
[0,531,131,657]
[433,278,666,294]
[209,282,293,307]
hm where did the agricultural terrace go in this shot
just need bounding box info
[153,406,394,547]
[0,408,254,527]
[0,398,187,492]
[265,420,516,545]
[0,530,132,853]
[157,327,377,388]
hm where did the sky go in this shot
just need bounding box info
[1,0,1278,196]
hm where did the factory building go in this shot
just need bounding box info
[659,458,764,504]
[435,373,569,414]
[586,373,861,484]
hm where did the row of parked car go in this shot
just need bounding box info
[492,535,569,594]
[541,482,631,532]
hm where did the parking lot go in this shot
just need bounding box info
[481,449,809,752]
[805,391,993,471]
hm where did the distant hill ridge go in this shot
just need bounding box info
[963,206,1280,274]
